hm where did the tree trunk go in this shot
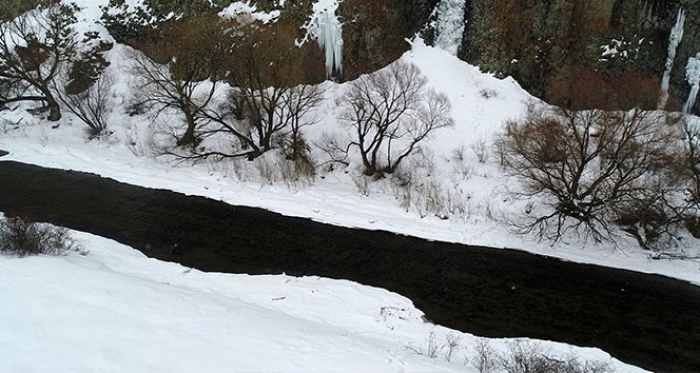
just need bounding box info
[45,94,61,122]
[176,110,197,148]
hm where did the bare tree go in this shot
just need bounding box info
[337,60,453,176]
[497,105,683,242]
[132,51,217,148]
[131,14,226,148]
[0,2,78,121]
[198,82,325,161]
[57,71,113,138]
[195,20,325,161]
[277,83,325,161]
[681,117,700,237]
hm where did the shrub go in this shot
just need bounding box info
[470,339,615,373]
[0,217,80,256]
[471,137,490,164]
[496,105,683,242]
[59,71,114,139]
[499,340,615,373]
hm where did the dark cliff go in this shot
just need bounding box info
[339,0,700,113]
[459,0,700,112]
[98,0,700,113]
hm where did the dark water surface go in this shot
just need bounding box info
[0,160,698,372]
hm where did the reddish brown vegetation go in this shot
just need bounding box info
[545,65,661,111]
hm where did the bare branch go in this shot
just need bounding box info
[337,60,453,176]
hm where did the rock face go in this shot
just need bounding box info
[458,0,700,112]
[339,0,435,80]
[335,0,700,112]
[97,0,700,112]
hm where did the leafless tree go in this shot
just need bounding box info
[195,21,325,161]
[198,82,325,161]
[58,70,113,138]
[680,117,700,237]
[277,83,325,161]
[497,105,683,242]
[0,2,78,121]
[337,60,453,176]
[131,14,226,148]
[132,51,218,148]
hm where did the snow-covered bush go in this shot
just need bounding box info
[0,217,80,256]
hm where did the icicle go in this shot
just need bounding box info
[317,8,343,78]
[434,0,467,55]
[659,8,685,109]
[683,53,700,114]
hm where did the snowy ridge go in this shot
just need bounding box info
[219,1,281,24]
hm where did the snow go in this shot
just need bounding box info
[434,0,466,55]
[1,3,699,370]
[297,0,343,77]
[218,1,281,24]
[683,53,700,114]
[0,220,649,373]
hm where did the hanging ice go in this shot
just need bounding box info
[659,8,685,109]
[317,7,343,78]
[682,53,700,114]
[434,0,467,55]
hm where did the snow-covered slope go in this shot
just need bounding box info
[0,224,647,373]
[1,38,698,285]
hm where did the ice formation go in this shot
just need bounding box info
[317,6,343,78]
[659,8,685,109]
[434,0,467,55]
[683,53,700,114]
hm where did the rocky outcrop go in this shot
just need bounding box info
[334,0,700,112]
[339,0,435,80]
[96,0,700,112]
[459,0,700,112]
